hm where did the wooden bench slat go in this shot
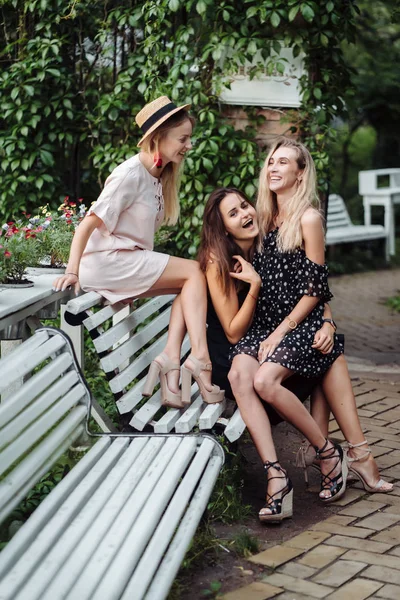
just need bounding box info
[38,438,165,600]
[0,409,86,522]
[0,334,66,392]
[0,437,131,600]
[98,308,171,370]
[65,291,103,314]
[223,407,247,442]
[64,437,182,600]
[0,386,87,477]
[0,437,111,581]
[123,437,218,599]
[199,399,227,430]
[143,453,223,600]
[0,353,73,428]
[0,371,79,448]
[175,395,204,434]
[90,437,199,600]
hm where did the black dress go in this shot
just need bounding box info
[230,229,344,377]
[207,290,323,426]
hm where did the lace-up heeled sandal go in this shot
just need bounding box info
[347,441,393,493]
[295,440,320,486]
[315,439,348,504]
[259,461,293,523]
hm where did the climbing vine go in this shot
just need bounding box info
[0,0,359,254]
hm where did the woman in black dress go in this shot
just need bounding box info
[227,138,392,518]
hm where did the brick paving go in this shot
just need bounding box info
[221,269,400,600]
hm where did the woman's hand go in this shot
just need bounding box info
[258,330,285,362]
[230,255,261,287]
[52,272,80,295]
[312,322,334,354]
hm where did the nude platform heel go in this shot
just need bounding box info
[143,353,185,409]
[181,354,224,405]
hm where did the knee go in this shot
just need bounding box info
[253,373,278,404]
[228,367,253,394]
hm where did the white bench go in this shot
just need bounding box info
[0,327,224,600]
[64,293,247,442]
[326,194,389,260]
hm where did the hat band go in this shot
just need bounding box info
[141,102,178,134]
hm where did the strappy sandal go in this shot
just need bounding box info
[315,439,348,504]
[181,354,224,405]
[295,440,320,486]
[142,353,185,409]
[259,461,293,523]
[347,440,394,493]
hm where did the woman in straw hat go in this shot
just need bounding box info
[53,95,224,408]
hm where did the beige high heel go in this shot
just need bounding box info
[347,440,394,493]
[143,353,185,409]
[181,354,224,404]
[295,440,320,486]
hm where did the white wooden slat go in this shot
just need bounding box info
[175,395,205,433]
[0,437,111,580]
[0,353,73,428]
[82,302,128,330]
[223,407,247,442]
[2,438,130,600]
[122,438,217,600]
[0,334,67,392]
[0,330,49,383]
[39,437,165,600]
[66,291,103,314]
[199,399,227,430]
[99,308,171,371]
[0,384,87,477]
[108,330,169,393]
[144,454,224,600]
[153,407,183,433]
[0,408,86,521]
[129,393,163,431]
[0,372,79,449]
[64,437,182,600]
[15,438,149,600]
[115,335,191,413]
[93,302,172,354]
[91,437,198,600]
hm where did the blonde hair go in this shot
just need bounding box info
[140,110,195,226]
[257,137,320,252]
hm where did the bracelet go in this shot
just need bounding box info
[322,318,337,331]
[286,316,297,330]
[66,272,78,277]
[248,292,258,301]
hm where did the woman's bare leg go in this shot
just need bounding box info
[228,355,285,515]
[310,386,331,438]
[162,295,186,392]
[254,362,344,499]
[145,256,213,388]
[322,355,392,491]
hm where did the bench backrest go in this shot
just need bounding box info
[326,194,352,230]
[65,295,246,441]
[0,328,90,522]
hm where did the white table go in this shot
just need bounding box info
[359,169,400,257]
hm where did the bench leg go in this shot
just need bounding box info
[60,305,84,368]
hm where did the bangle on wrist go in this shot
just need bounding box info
[286,316,297,330]
[248,292,258,301]
[322,318,337,331]
[66,272,78,277]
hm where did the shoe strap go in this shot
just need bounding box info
[348,440,369,449]
[156,353,180,374]
[187,354,212,376]
[347,448,371,463]
[315,439,337,460]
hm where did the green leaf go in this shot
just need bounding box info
[202,157,213,172]
[168,0,180,11]
[194,179,203,192]
[196,0,207,16]
[288,6,299,22]
[326,1,334,12]
[301,4,315,22]
[11,88,19,100]
[320,33,329,47]
[270,12,281,28]
[313,87,322,100]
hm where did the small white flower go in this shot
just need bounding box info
[2,224,9,230]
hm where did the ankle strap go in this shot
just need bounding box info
[264,460,282,472]
[348,440,368,449]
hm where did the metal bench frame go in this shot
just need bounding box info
[0,327,224,600]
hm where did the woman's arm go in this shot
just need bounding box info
[206,257,261,344]
[52,213,103,293]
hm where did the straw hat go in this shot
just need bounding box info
[135,96,191,146]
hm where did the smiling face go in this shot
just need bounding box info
[219,192,259,242]
[267,146,303,195]
[158,118,193,165]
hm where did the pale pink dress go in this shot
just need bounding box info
[79,154,170,302]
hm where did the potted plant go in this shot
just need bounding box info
[29,198,86,272]
[0,221,43,287]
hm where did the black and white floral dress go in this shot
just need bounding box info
[230,228,344,377]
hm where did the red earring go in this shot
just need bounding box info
[154,152,162,168]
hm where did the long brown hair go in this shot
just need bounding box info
[140,109,195,225]
[198,187,257,296]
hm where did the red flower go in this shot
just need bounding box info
[4,250,11,258]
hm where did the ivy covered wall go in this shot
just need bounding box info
[0,0,358,255]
